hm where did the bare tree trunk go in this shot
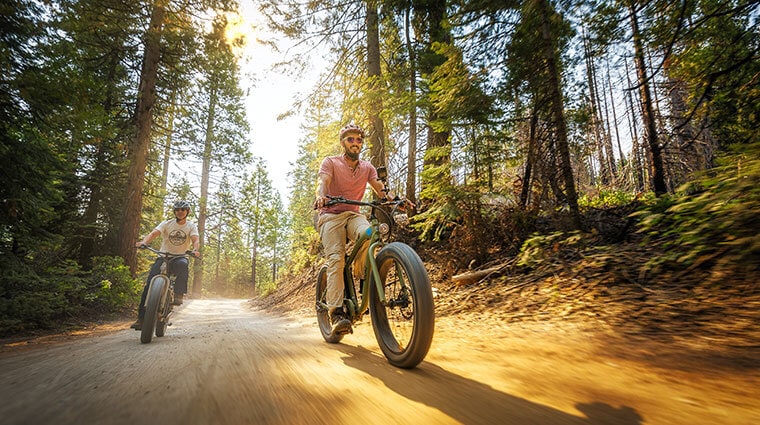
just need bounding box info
[404,7,417,207]
[629,0,668,195]
[366,0,386,171]
[119,0,166,274]
[624,58,646,191]
[270,224,277,285]
[520,110,538,208]
[193,84,216,297]
[583,35,609,185]
[599,68,617,181]
[606,61,626,168]
[160,90,176,195]
[536,0,582,229]
[251,180,260,295]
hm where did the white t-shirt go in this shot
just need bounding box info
[155,219,199,255]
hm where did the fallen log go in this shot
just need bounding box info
[451,266,502,286]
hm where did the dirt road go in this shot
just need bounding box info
[0,298,757,425]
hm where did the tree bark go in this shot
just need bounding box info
[416,0,452,195]
[629,0,668,195]
[583,35,609,185]
[535,0,582,229]
[251,179,260,295]
[520,110,538,208]
[119,0,166,274]
[193,83,216,297]
[624,58,646,191]
[160,90,176,195]
[404,7,417,207]
[366,0,386,171]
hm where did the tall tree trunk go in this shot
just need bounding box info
[583,35,609,185]
[536,0,582,228]
[251,180,260,295]
[404,7,417,207]
[193,84,216,296]
[79,51,123,266]
[520,109,539,208]
[160,90,176,195]
[416,0,452,196]
[606,61,626,168]
[366,0,386,171]
[270,220,277,285]
[629,0,668,195]
[119,0,166,274]
[78,142,107,267]
[624,58,646,191]
[599,71,617,180]
[213,215,221,294]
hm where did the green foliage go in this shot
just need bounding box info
[0,255,139,336]
[517,231,586,269]
[578,189,650,209]
[633,148,760,271]
[88,256,142,311]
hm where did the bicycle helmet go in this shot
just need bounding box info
[173,200,191,211]
[339,123,365,139]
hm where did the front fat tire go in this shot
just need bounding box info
[141,276,167,344]
[155,290,170,338]
[316,266,344,344]
[370,242,435,369]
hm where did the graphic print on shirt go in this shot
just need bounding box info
[168,229,188,246]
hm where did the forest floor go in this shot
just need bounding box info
[255,236,760,375]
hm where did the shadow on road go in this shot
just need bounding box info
[336,344,643,425]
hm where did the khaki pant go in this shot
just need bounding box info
[317,211,371,309]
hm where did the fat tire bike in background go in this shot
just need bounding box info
[315,169,435,369]
[137,245,194,344]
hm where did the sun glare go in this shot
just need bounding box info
[223,12,255,54]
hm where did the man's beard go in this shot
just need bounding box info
[345,149,359,161]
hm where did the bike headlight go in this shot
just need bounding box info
[379,223,390,235]
[393,213,409,226]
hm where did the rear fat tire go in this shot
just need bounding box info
[141,276,167,344]
[316,266,344,344]
[369,242,435,369]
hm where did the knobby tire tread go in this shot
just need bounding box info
[370,242,435,369]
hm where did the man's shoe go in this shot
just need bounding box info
[172,293,184,305]
[330,309,352,336]
[130,319,142,331]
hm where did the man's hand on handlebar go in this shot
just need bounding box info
[314,195,328,209]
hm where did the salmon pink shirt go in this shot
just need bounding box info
[318,155,378,214]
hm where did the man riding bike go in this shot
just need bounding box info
[314,123,398,337]
[130,200,200,330]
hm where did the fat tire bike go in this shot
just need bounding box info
[137,245,193,344]
[315,183,434,369]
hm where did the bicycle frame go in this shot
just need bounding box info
[335,201,405,321]
[316,191,434,368]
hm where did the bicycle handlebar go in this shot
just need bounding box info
[324,196,411,228]
[324,195,406,208]
[138,244,198,258]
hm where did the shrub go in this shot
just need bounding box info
[632,149,760,273]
